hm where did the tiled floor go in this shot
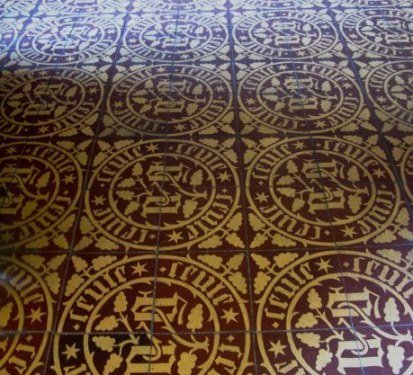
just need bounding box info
[1,0,413,373]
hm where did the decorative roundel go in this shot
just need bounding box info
[0,142,82,249]
[238,0,319,8]
[124,13,227,61]
[108,65,231,136]
[256,250,413,374]
[331,0,408,6]
[87,140,239,250]
[239,62,363,133]
[247,137,399,246]
[0,20,17,54]
[17,16,119,64]
[42,0,129,14]
[367,61,413,127]
[133,0,224,12]
[0,68,102,138]
[0,256,52,372]
[234,11,337,59]
[401,146,413,202]
[54,255,250,373]
[0,0,35,16]
[341,9,413,58]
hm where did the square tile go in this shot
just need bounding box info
[256,329,363,374]
[152,252,250,333]
[250,250,349,331]
[338,247,413,327]
[0,333,50,374]
[0,0,38,18]
[354,325,413,374]
[0,139,89,251]
[37,0,130,16]
[0,67,103,140]
[0,253,67,332]
[158,187,246,251]
[57,254,157,333]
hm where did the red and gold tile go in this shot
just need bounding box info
[51,332,252,374]
[0,67,103,139]
[58,254,157,333]
[153,253,250,333]
[338,248,413,327]
[0,333,50,374]
[0,139,91,251]
[250,250,349,331]
[104,63,235,137]
[0,252,67,332]
[256,329,364,374]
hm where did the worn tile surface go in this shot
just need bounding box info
[1,0,413,373]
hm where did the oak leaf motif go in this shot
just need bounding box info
[387,345,405,375]
[177,352,197,375]
[103,353,123,375]
[254,271,270,294]
[197,254,223,269]
[96,315,119,331]
[296,332,321,348]
[296,312,318,328]
[229,272,247,294]
[93,336,116,353]
[114,291,128,313]
[186,304,203,331]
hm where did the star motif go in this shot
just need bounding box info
[92,195,105,206]
[268,340,286,357]
[255,192,269,203]
[218,171,231,183]
[293,141,305,150]
[146,143,159,153]
[63,174,75,184]
[342,225,357,238]
[157,67,166,73]
[0,231,14,242]
[174,123,186,132]
[246,97,256,105]
[316,258,332,273]
[5,146,16,155]
[114,101,124,109]
[168,230,183,244]
[222,308,238,324]
[372,168,386,179]
[27,307,45,324]
[132,262,147,276]
[62,343,80,360]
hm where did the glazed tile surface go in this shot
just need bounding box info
[1,0,413,374]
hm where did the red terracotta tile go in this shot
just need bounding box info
[337,247,413,327]
[355,325,413,374]
[0,333,50,374]
[0,252,67,332]
[232,10,339,61]
[0,67,103,139]
[338,9,413,60]
[57,254,157,333]
[158,187,245,251]
[6,15,123,68]
[250,250,349,331]
[328,186,413,248]
[256,330,364,374]
[153,253,250,333]
[0,140,89,251]
[51,332,253,374]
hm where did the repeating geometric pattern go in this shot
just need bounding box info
[1,0,413,374]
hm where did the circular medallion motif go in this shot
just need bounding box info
[55,255,250,373]
[256,250,413,374]
[0,68,102,138]
[0,256,52,373]
[367,61,413,127]
[247,137,399,246]
[234,11,337,59]
[134,0,223,12]
[239,63,363,133]
[333,0,406,6]
[124,14,227,61]
[240,0,316,8]
[0,142,82,248]
[17,16,119,64]
[43,0,128,14]
[0,20,16,54]
[87,140,239,250]
[108,65,231,135]
[401,146,413,201]
[341,9,413,58]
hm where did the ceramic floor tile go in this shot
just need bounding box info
[157,187,245,251]
[0,140,88,251]
[229,0,325,12]
[0,67,104,139]
[337,247,413,328]
[256,330,364,374]
[152,253,250,333]
[0,333,50,374]
[0,253,67,332]
[250,250,350,331]
[129,0,228,13]
[57,254,157,333]
[36,0,130,16]
[0,0,38,18]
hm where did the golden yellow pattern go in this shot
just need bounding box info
[1,0,413,374]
